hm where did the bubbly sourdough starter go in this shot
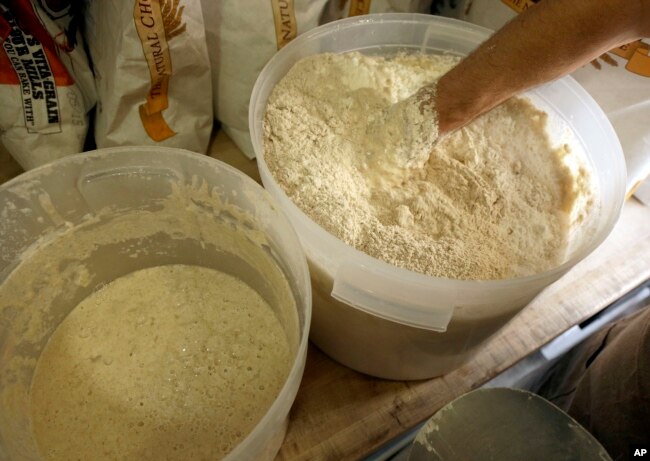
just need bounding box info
[30,264,292,461]
[264,52,592,280]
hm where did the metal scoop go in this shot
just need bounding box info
[408,388,611,461]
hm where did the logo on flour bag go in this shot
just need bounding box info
[133,0,186,142]
[0,6,67,134]
[348,0,371,16]
[271,0,297,49]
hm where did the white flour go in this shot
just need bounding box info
[264,52,589,280]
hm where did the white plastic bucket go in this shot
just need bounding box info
[250,14,626,379]
[0,147,311,460]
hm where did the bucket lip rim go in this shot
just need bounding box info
[249,13,627,291]
[286,12,498,43]
[1,144,313,320]
[0,146,255,191]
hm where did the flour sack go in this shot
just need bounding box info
[203,0,328,158]
[83,0,212,153]
[0,0,95,170]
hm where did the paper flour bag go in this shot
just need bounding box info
[322,0,433,22]
[84,0,212,153]
[0,1,95,170]
[203,0,328,158]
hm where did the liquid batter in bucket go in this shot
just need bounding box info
[30,264,291,461]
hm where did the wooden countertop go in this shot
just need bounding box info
[3,131,649,461]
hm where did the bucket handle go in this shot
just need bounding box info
[77,164,184,212]
[331,260,456,332]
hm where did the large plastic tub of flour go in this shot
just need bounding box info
[0,147,311,460]
[250,14,626,380]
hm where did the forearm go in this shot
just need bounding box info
[435,0,650,135]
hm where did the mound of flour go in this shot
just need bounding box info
[264,52,587,280]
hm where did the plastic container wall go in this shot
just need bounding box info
[0,147,311,460]
[250,14,626,379]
